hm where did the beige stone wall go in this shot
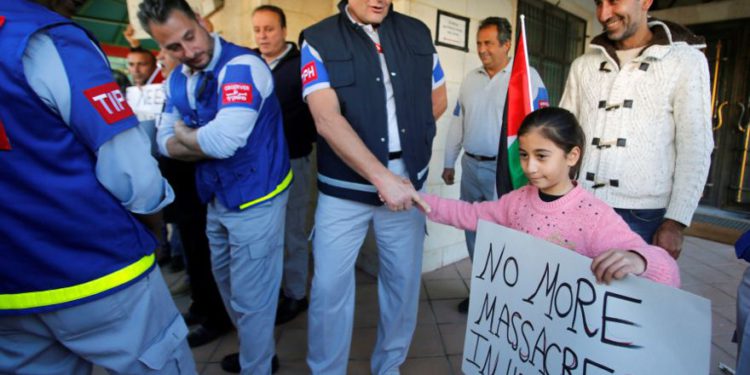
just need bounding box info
[265,0,337,44]
[205,0,256,46]
[206,0,335,48]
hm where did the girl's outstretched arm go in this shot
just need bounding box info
[420,193,508,231]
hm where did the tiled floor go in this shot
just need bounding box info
[160,235,743,374]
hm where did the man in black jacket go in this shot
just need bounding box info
[252,4,316,324]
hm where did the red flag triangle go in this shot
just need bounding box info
[505,15,533,189]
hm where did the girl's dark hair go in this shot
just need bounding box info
[518,107,585,179]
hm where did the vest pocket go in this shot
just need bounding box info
[406,40,434,82]
[326,53,354,88]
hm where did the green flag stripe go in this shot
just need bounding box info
[508,139,527,189]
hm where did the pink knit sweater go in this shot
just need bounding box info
[422,185,680,287]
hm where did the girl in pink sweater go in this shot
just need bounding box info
[422,108,680,287]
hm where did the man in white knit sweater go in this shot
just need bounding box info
[560,0,713,259]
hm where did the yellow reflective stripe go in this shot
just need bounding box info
[0,254,155,310]
[239,169,294,210]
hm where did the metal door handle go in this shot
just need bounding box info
[714,101,729,131]
[737,102,747,132]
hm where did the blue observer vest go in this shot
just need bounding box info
[302,1,436,205]
[0,1,157,315]
[168,39,291,210]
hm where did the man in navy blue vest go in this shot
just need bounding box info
[300,0,447,373]
[138,0,291,373]
[0,1,194,373]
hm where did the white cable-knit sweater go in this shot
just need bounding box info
[560,19,713,226]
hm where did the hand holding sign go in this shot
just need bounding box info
[590,249,647,285]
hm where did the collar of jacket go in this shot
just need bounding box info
[253,41,299,70]
[590,17,706,67]
[277,42,300,66]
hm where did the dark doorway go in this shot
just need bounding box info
[690,19,750,213]
[518,0,587,106]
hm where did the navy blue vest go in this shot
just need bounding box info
[168,38,291,210]
[0,1,157,315]
[303,1,436,205]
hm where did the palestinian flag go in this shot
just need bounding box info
[506,15,534,189]
[496,16,549,195]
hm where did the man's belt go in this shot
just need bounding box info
[388,151,402,160]
[465,151,496,161]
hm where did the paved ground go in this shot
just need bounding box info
[153,235,742,374]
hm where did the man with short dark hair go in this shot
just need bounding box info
[300,0,447,372]
[138,0,291,373]
[442,16,548,313]
[127,46,160,87]
[207,6,318,373]
[125,24,234,354]
[560,0,712,259]
[0,1,193,373]
[125,47,165,126]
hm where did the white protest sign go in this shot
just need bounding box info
[462,220,711,375]
[126,83,166,122]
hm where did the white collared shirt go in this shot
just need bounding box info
[267,43,293,70]
[444,61,547,168]
[300,6,446,153]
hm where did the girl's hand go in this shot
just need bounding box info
[590,250,647,285]
[378,179,431,213]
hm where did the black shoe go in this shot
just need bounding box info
[181,311,205,327]
[187,325,228,348]
[275,297,309,326]
[458,297,469,314]
[220,352,279,373]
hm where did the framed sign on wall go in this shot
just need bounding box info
[435,10,470,52]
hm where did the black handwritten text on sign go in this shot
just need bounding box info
[461,221,711,375]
